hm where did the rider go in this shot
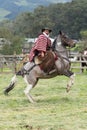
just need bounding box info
[29,27,52,62]
[17,27,53,76]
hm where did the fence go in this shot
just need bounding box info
[69,53,87,73]
[0,53,87,74]
[0,54,28,73]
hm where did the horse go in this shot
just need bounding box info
[4,31,77,103]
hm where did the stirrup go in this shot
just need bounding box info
[16,68,28,76]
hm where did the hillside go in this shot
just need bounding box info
[0,0,71,21]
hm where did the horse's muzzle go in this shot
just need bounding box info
[72,40,78,47]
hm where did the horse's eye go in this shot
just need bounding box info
[64,36,67,39]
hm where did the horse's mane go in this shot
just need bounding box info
[52,34,61,51]
[52,37,57,51]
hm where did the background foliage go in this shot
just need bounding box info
[0,0,87,54]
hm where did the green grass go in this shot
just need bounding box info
[0,73,87,130]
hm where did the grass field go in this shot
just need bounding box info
[0,73,87,130]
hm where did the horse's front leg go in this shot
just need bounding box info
[63,70,75,92]
[67,73,75,92]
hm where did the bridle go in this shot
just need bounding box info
[53,34,72,64]
[61,35,73,47]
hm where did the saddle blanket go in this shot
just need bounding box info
[34,51,58,73]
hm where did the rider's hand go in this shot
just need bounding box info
[41,51,45,57]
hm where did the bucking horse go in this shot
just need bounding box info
[4,31,77,103]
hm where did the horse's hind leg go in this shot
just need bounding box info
[24,84,35,103]
[23,75,38,103]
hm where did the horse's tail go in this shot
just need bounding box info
[4,74,17,95]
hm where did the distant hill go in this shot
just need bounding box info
[0,0,71,21]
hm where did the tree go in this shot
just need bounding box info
[0,0,87,39]
[0,27,24,54]
[80,30,87,39]
[0,27,13,39]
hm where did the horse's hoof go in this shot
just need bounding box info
[66,88,69,92]
[4,90,8,95]
[66,86,70,92]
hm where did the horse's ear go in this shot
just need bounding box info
[59,30,62,35]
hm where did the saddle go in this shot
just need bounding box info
[34,51,56,73]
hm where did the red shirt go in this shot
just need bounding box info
[29,33,51,61]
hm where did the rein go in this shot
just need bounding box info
[53,36,71,64]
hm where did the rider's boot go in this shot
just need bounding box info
[16,62,35,77]
[16,67,27,77]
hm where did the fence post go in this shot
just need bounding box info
[14,51,17,73]
[79,54,82,73]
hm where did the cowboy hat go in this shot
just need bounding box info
[42,27,52,33]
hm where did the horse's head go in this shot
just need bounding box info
[59,31,76,48]
[52,31,77,51]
